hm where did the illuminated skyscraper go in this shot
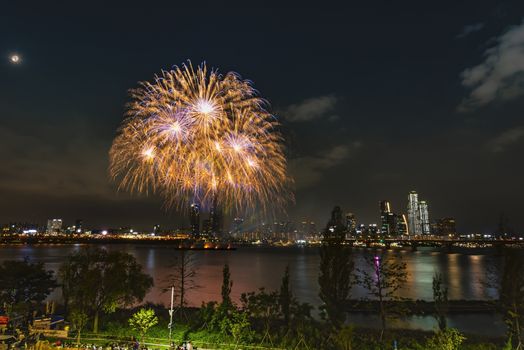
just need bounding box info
[407,191,422,235]
[397,214,409,235]
[407,191,431,235]
[419,200,431,235]
[189,203,200,236]
[379,201,393,236]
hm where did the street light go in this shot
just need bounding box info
[168,286,174,345]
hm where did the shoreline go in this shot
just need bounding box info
[0,236,521,250]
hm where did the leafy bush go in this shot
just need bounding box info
[425,328,466,350]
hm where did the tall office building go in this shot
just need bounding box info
[396,214,409,235]
[379,201,398,236]
[435,217,456,236]
[153,224,161,235]
[46,219,63,235]
[189,203,200,236]
[345,212,357,236]
[407,191,422,235]
[326,206,344,238]
[419,201,431,235]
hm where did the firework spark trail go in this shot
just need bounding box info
[109,62,292,214]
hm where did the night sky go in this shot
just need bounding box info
[2,2,524,233]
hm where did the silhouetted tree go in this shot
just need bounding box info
[60,248,153,333]
[433,272,449,331]
[499,248,524,348]
[165,249,199,316]
[279,265,292,327]
[0,258,57,315]
[221,263,233,308]
[241,287,280,343]
[358,252,407,341]
[318,206,354,329]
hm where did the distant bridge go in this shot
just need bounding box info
[345,237,524,250]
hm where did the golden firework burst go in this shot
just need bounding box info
[109,62,292,214]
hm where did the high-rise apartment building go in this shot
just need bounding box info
[407,191,431,235]
[407,191,422,235]
[419,200,431,234]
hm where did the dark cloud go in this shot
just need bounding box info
[0,121,112,198]
[459,19,524,111]
[456,23,484,39]
[487,127,524,153]
[282,96,338,122]
[289,142,361,188]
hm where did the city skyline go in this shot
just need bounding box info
[2,3,524,233]
[0,189,517,236]
[0,190,489,237]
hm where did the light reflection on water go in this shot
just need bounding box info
[0,244,504,335]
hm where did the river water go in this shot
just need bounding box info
[0,244,506,336]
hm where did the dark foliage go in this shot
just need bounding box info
[59,247,153,333]
[0,258,57,309]
[319,206,354,330]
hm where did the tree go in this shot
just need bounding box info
[218,308,253,345]
[0,258,57,314]
[165,250,199,315]
[425,328,466,350]
[70,308,89,347]
[318,206,354,329]
[432,272,449,331]
[499,248,524,349]
[59,248,153,333]
[357,252,407,341]
[129,308,159,345]
[279,266,292,327]
[221,263,233,309]
[240,288,280,344]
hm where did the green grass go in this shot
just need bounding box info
[80,322,267,349]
